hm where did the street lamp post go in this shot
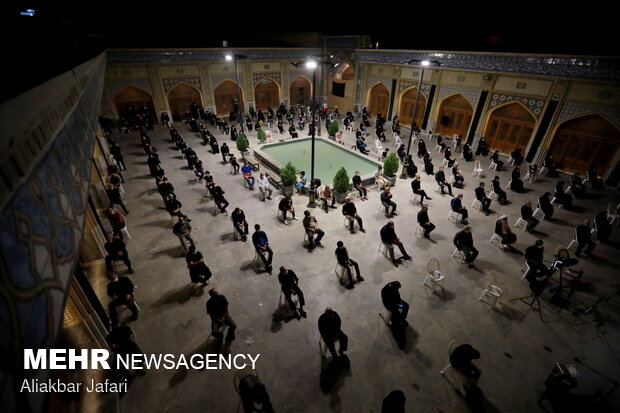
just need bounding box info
[225,53,247,133]
[307,60,318,207]
[400,60,430,179]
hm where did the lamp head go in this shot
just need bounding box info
[421,60,430,66]
[306,60,317,69]
[225,54,233,61]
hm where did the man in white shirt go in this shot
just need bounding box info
[258,172,273,201]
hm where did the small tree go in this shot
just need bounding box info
[236,132,249,152]
[383,152,400,177]
[332,167,350,193]
[256,128,267,143]
[280,161,297,186]
[327,121,339,137]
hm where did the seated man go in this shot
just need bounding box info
[318,308,348,358]
[450,194,469,225]
[525,240,550,279]
[173,216,195,251]
[416,204,435,239]
[210,184,230,215]
[351,170,368,200]
[452,163,465,188]
[241,161,255,190]
[490,150,504,170]
[319,185,336,212]
[104,233,134,274]
[435,166,453,196]
[252,224,273,272]
[295,171,307,193]
[474,182,492,215]
[569,173,586,199]
[554,181,573,209]
[449,343,482,388]
[594,210,612,244]
[107,273,139,324]
[229,154,240,175]
[492,176,507,204]
[510,148,524,166]
[342,197,366,234]
[277,267,306,318]
[539,192,555,220]
[453,226,478,268]
[185,245,212,285]
[521,201,539,232]
[302,210,325,250]
[257,172,273,201]
[380,221,412,267]
[375,166,388,189]
[335,241,363,287]
[356,137,369,155]
[411,175,432,202]
[495,215,517,250]
[231,207,249,242]
[380,186,398,218]
[575,219,595,258]
[238,373,274,413]
[278,195,296,224]
[165,193,191,221]
[206,288,237,343]
[381,281,409,326]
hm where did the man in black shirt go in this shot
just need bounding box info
[381,281,409,326]
[380,221,412,267]
[110,142,126,170]
[351,170,368,200]
[575,219,595,257]
[104,233,134,274]
[220,142,230,164]
[106,184,129,214]
[453,226,478,268]
[525,240,550,281]
[416,205,435,239]
[342,197,366,234]
[278,267,306,318]
[186,246,211,285]
[206,288,236,343]
[211,184,229,215]
[492,176,507,204]
[231,207,249,242]
[335,241,364,288]
[380,186,397,218]
[157,177,175,203]
[278,195,296,224]
[165,194,190,221]
[318,308,348,358]
[252,224,273,272]
[411,175,432,202]
[435,166,453,196]
[107,273,139,324]
[449,344,481,387]
[474,182,492,215]
[521,200,539,232]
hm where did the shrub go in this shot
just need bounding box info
[280,161,297,186]
[332,167,350,193]
[256,128,266,142]
[383,152,400,177]
[236,132,249,152]
[327,121,339,136]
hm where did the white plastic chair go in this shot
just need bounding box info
[514,217,528,231]
[505,180,512,189]
[447,210,462,223]
[423,258,446,298]
[410,193,423,204]
[489,233,501,246]
[471,199,483,211]
[523,171,535,183]
[479,271,502,308]
[414,225,425,238]
[452,248,466,263]
[608,203,620,225]
[440,340,468,396]
[521,261,531,279]
[472,160,483,178]
[532,202,545,220]
[378,242,391,259]
[567,228,578,251]
[441,158,450,168]
[274,195,286,222]
[507,156,515,166]
[489,160,498,171]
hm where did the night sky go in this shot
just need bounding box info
[1,3,616,102]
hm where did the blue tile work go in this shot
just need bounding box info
[398,80,431,97]
[437,86,480,108]
[488,93,546,118]
[356,51,620,82]
[162,77,201,92]
[252,73,281,87]
[0,59,105,412]
[557,102,620,126]
[108,48,321,64]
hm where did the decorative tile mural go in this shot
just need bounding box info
[398,80,431,97]
[106,78,153,97]
[162,77,201,92]
[252,73,281,86]
[438,86,480,107]
[488,93,545,118]
[556,102,620,127]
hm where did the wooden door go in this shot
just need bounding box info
[484,102,535,154]
[290,76,311,106]
[254,78,279,111]
[167,83,201,119]
[214,80,243,115]
[436,94,473,138]
[398,87,426,127]
[368,83,390,117]
[114,86,155,119]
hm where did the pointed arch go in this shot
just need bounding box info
[289,76,312,106]
[214,79,244,116]
[398,86,427,127]
[367,82,390,117]
[113,86,155,119]
[334,63,355,80]
[254,77,280,111]
[167,82,202,119]
[484,101,536,154]
[435,93,474,139]
[548,113,620,174]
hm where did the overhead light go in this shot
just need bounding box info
[421,60,430,66]
[20,9,36,16]
[225,54,233,61]
[306,61,317,69]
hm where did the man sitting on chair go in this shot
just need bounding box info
[435,166,453,196]
[318,308,349,358]
[525,240,550,279]
[453,226,478,268]
[320,185,337,213]
[575,219,595,258]
[303,210,325,250]
[375,166,388,189]
[495,215,517,250]
[474,182,492,215]
[380,221,412,267]
[381,186,398,218]
[417,204,436,239]
[521,201,539,232]
[278,195,296,224]
[241,161,255,190]
[381,281,409,326]
[411,175,432,202]
[451,194,469,225]
[352,170,368,200]
[335,241,364,288]
[342,197,366,234]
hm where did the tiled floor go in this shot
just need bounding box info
[109,117,620,412]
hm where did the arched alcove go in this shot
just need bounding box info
[368,83,390,117]
[398,87,427,127]
[254,78,280,111]
[436,94,473,139]
[214,80,244,116]
[167,83,202,119]
[484,102,536,153]
[114,86,155,119]
[289,76,311,106]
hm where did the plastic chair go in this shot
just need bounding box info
[378,242,390,259]
[521,261,531,279]
[532,202,545,220]
[274,195,285,220]
[452,248,465,263]
[607,203,619,225]
[508,156,515,166]
[447,210,462,223]
[441,158,450,168]
[472,160,483,178]
[230,216,241,241]
[471,199,483,211]
[479,271,502,308]
[505,180,512,189]
[414,225,425,238]
[567,228,578,251]
[440,340,467,396]
[342,216,359,231]
[523,171,535,183]
[378,307,392,325]
[489,233,502,246]
[410,193,423,204]
[488,190,498,200]
[550,196,563,209]
[423,258,446,298]
[489,160,498,171]
[514,217,528,231]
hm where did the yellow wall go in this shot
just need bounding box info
[438,70,484,88]
[159,64,200,77]
[327,76,355,112]
[251,62,281,73]
[566,81,620,106]
[493,76,552,97]
[105,65,149,79]
[400,67,433,82]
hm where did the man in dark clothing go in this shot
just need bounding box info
[381,281,409,326]
[474,182,492,215]
[411,175,432,202]
[303,210,325,250]
[417,204,435,239]
[381,390,406,413]
[173,216,195,252]
[165,194,190,221]
[186,246,211,285]
[351,170,368,199]
[107,322,145,376]
[335,241,364,288]
[105,207,127,240]
[278,195,296,223]
[278,267,306,318]
[104,233,134,274]
[453,226,478,267]
[451,194,469,225]
[252,225,273,272]
[342,197,366,234]
[318,308,348,358]
[575,219,595,257]
[380,221,412,267]
[449,344,481,387]
[206,288,236,343]
[380,186,397,218]
[238,373,274,413]
[107,273,139,324]
[220,142,230,164]
[525,240,550,280]
[492,176,507,204]
[106,184,129,214]
[110,142,126,170]
[231,207,249,242]
[435,166,453,196]
[157,177,175,203]
[521,201,539,232]
[211,184,230,214]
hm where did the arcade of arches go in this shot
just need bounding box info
[484,102,535,154]
[167,83,202,120]
[114,86,155,119]
[399,87,427,128]
[254,78,279,111]
[436,94,473,139]
[214,80,243,116]
[368,83,390,117]
[289,76,311,106]
[549,114,620,175]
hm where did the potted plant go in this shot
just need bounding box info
[327,121,339,140]
[279,161,297,196]
[236,132,251,158]
[256,128,267,144]
[383,152,400,186]
[332,167,351,203]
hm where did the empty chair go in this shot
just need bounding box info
[472,160,483,178]
[479,272,502,308]
[423,258,446,298]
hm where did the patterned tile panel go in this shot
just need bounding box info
[162,77,201,92]
[488,93,545,118]
[108,49,322,64]
[556,102,620,126]
[398,80,431,97]
[438,86,480,107]
[252,73,281,86]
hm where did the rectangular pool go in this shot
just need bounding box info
[256,138,380,185]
